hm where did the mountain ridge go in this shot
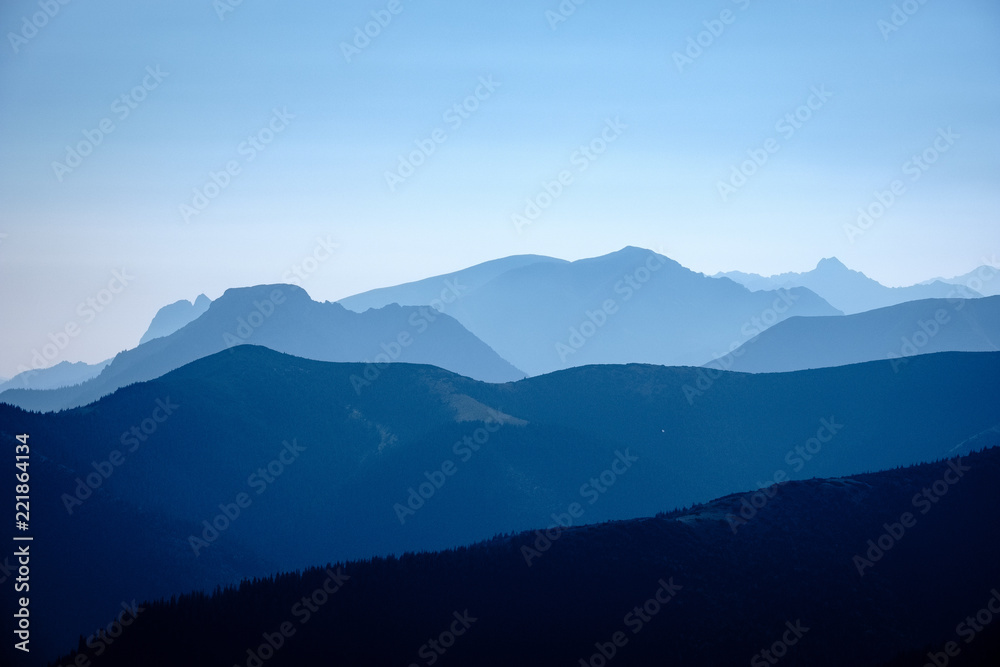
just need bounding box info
[0,284,523,412]
[715,256,983,314]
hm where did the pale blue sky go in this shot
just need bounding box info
[1,0,998,376]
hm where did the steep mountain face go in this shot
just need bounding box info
[0,284,522,412]
[711,295,1000,373]
[341,246,842,375]
[715,257,982,314]
[45,445,1000,667]
[139,294,212,344]
[0,357,111,392]
[5,347,998,662]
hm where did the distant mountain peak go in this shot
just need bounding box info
[139,293,214,345]
[616,245,666,258]
[815,257,848,271]
[215,283,312,305]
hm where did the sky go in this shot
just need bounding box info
[0,0,998,378]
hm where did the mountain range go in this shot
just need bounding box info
[340,246,842,375]
[922,260,1000,297]
[138,293,212,344]
[709,295,1000,373]
[12,248,995,398]
[41,439,1000,667]
[4,247,1000,664]
[715,257,982,314]
[0,284,522,412]
[4,345,999,662]
[0,358,111,392]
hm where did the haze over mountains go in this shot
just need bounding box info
[710,295,1000,374]
[138,294,212,345]
[715,257,984,314]
[0,358,111,392]
[340,246,841,375]
[4,247,999,664]
[11,248,995,400]
[0,284,521,412]
[5,346,999,662]
[922,260,1000,297]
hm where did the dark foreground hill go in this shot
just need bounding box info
[48,446,1000,667]
[3,347,999,663]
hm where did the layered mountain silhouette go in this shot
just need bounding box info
[0,357,111,392]
[716,257,981,314]
[922,261,1000,297]
[139,293,212,344]
[338,253,568,312]
[340,246,841,375]
[0,284,522,412]
[6,346,998,661]
[709,295,1000,373]
[44,444,1000,667]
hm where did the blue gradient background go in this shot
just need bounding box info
[0,0,998,376]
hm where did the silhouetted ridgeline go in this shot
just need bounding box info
[714,295,1000,373]
[3,347,999,663]
[49,446,1000,666]
[0,283,522,412]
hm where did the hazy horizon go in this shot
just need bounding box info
[2,0,998,376]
